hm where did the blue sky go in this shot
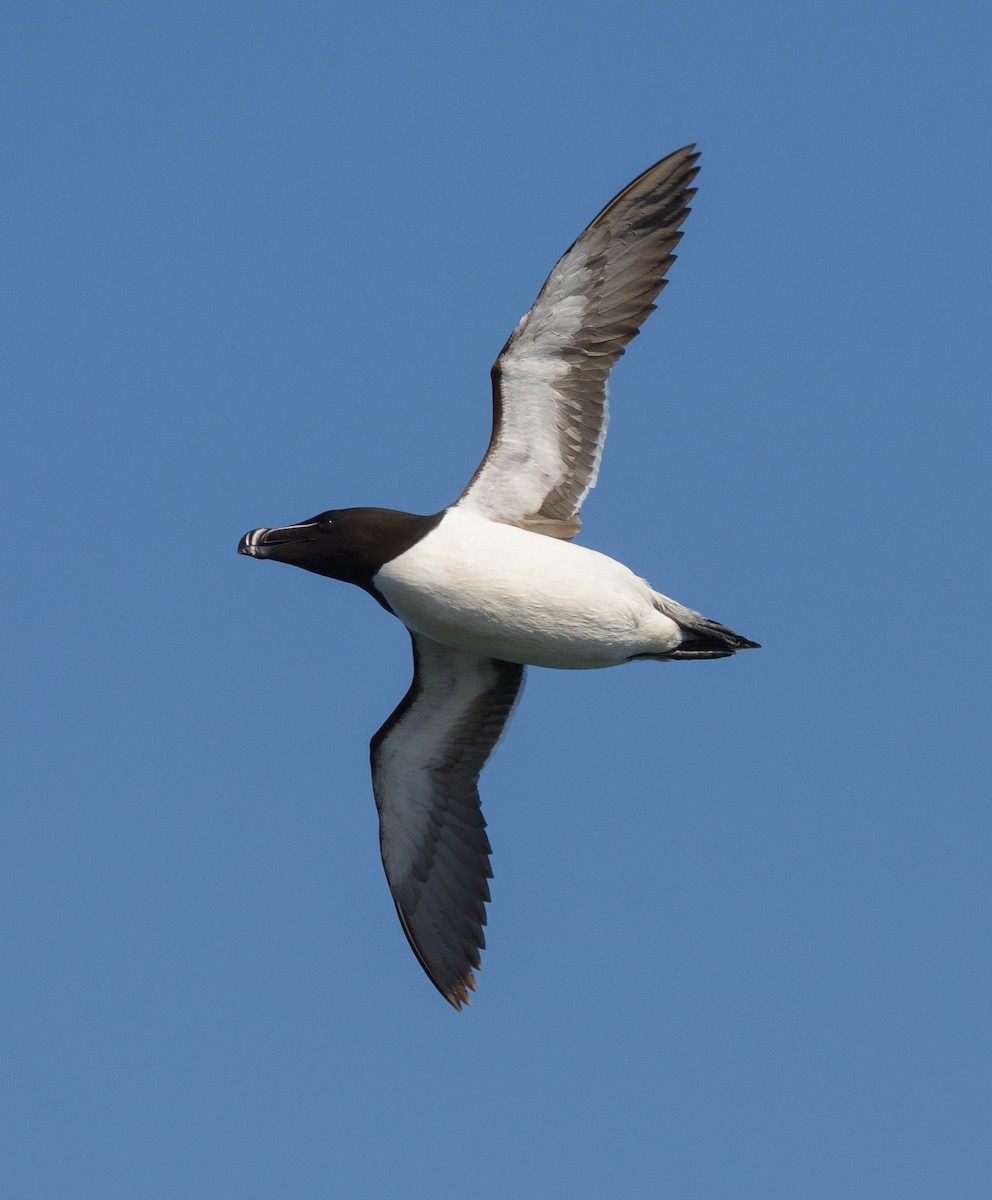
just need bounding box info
[3,1,990,1196]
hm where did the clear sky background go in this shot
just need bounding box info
[3,2,989,1196]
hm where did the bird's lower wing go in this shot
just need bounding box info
[370,632,525,1008]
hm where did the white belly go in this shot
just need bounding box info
[373,509,681,668]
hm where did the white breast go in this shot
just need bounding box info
[374,509,682,668]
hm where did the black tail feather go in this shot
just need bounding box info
[652,593,760,661]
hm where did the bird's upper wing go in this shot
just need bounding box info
[370,632,525,1009]
[456,144,700,539]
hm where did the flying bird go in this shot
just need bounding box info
[238,145,758,1008]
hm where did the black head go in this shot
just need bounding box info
[238,506,442,593]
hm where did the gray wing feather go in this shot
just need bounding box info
[458,144,699,537]
[370,633,524,1009]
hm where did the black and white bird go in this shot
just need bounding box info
[238,145,758,1009]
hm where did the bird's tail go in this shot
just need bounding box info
[652,592,760,660]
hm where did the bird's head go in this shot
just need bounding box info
[238,506,441,593]
[238,509,370,583]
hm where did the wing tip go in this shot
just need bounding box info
[392,895,484,1011]
[444,969,478,1012]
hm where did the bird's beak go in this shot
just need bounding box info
[238,523,318,558]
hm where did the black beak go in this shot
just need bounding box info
[238,523,318,559]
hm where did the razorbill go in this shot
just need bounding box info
[238,144,759,1008]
